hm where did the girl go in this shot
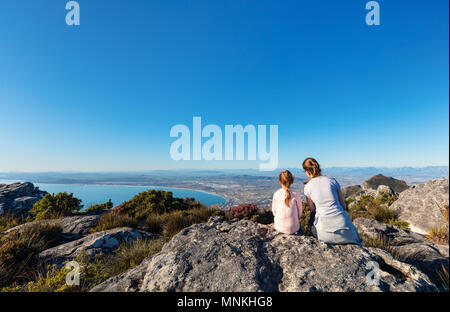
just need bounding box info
[302,157,363,245]
[272,170,303,235]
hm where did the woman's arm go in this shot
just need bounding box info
[337,190,347,211]
[306,196,316,212]
[272,194,277,216]
[306,196,316,227]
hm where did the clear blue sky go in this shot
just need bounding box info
[0,0,448,172]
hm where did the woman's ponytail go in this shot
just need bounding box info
[302,157,322,184]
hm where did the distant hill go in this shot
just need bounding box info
[362,174,409,193]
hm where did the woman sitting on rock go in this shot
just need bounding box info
[303,157,363,245]
[272,170,303,235]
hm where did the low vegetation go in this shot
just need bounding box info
[360,232,393,253]
[0,222,63,288]
[346,193,410,230]
[438,264,449,291]
[146,206,217,238]
[1,238,165,292]
[0,214,26,232]
[229,204,258,219]
[427,205,449,245]
[89,212,139,233]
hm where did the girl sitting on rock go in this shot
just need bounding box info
[272,170,303,235]
[303,157,363,245]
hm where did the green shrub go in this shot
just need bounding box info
[0,214,25,232]
[80,199,113,214]
[250,209,274,225]
[347,194,409,230]
[31,192,83,220]
[89,212,139,233]
[113,190,201,219]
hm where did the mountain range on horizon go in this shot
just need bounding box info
[1,166,448,186]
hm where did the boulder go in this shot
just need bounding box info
[354,218,449,290]
[341,185,364,198]
[0,182,47,215]
[3,215,101,237]
[390,177,449,235]
[342,175,399,201]
[92,217,436,292]
[39,227,156,266]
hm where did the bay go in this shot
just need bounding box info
[0,180,226,209]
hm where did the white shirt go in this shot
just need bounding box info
[303,176,344,217]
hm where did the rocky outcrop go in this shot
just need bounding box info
[362,174,409,194]
[91,217,437,292]
[39,227,156,266]
[0,182,47,215]
[354,218,449,290]
[390,177,449,235]
[2,215,102,237]
[342,174,407,200]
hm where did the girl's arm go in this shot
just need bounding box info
[296,196,303,217]
[337,190,347,211]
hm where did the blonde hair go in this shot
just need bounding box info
[279,170,294,206]
[302,157,322,184]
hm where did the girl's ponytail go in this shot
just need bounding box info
[279,170,294,206]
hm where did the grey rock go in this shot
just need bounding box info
[39,227,156,266]
[341,185,365,198]
[92,217,436,292]
[390,177,449,235]
[0,182,47,215]
[3,215,101,236]
[354,218,449,290]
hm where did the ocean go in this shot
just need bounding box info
[0,180,226,209]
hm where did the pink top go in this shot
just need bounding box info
[272,188,303,234]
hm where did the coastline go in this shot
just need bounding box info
[0,179,229,206]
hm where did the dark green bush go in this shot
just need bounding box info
[31,192,83,220]
[113,190,201,219]
[81,199,113,214]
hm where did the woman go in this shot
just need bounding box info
[272,170,303,235]
[302,157,363,245]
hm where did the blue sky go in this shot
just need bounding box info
[0,0,448,172]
